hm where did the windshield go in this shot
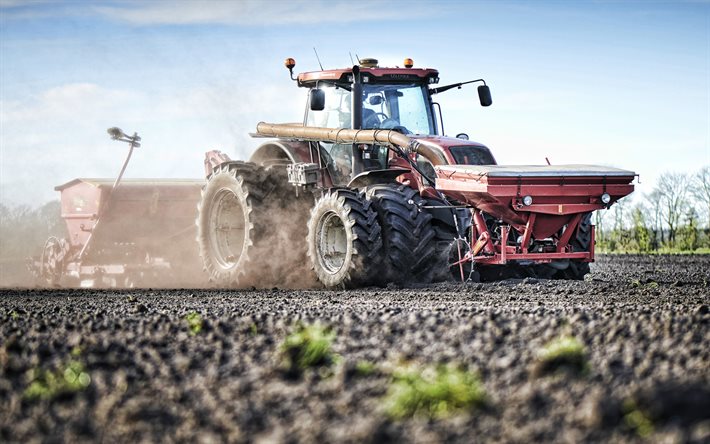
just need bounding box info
[362,84,434,134]
[306,83,434,135]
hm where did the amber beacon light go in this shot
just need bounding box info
[403,58,414,68]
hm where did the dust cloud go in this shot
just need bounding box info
[0,167,322,290]
[246,190,320,290]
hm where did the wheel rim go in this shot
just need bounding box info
[316,211,348,274]
[41,237,61,285]
[208,187,246,270]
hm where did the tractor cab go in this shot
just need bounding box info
[293,58,441,184]
[297,58,438,134]
[304,80,437,183]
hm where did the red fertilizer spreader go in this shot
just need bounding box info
[434,164,635,278]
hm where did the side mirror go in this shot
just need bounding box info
[368,95,383,105]
[310,89,325,111]
[478,85,492,107]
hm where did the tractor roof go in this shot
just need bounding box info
[297,66,439,87]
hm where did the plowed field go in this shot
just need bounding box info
[1,255,709,443]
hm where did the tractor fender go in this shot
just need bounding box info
[249,140,312,165]
[348,168,410,189]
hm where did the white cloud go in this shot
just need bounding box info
[1,83,141,124]
[94,0,427,26]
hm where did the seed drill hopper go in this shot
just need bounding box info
[30,129,205,287]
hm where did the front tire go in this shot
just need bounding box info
[307,189,383,289]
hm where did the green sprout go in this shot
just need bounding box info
[24,361,91,400]
[185,312,203,335]
[630,279,659,290]
[280,323,337,375]
[10,310,19,320]
[355,360,376,377]
[533,335,589,377]
[383,364,487,420]
[623,399,654,438]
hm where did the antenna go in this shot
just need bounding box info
[355,53,361,64]
[313,47,324,71]
[349,52,355,65]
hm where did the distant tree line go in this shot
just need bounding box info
[596,166,710,253]
[0,201,64,261]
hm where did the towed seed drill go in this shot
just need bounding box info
[29,129,205,287]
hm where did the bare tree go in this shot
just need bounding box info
[0,201,64,259]
[611,197,629,231]
[646,189,664,248]
[654,172,690,245]
[691,166,710,229]
[594,210,606,244]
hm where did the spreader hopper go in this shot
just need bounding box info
[434,164,635,271]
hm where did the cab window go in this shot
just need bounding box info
[306,86,351,128]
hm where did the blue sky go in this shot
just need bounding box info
[1,0,708,205]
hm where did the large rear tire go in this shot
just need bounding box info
[365,184,436,285]
[307,189,383,289]
[197,161,273,287]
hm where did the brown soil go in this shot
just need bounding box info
[1,255,708,443]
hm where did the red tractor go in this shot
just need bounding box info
[196,57,635,289]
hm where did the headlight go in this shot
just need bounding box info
[601,193,611,204]
[522,195,533,206]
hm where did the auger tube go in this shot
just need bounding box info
[255,122,448,166]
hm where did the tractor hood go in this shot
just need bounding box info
[409,135,497,166]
